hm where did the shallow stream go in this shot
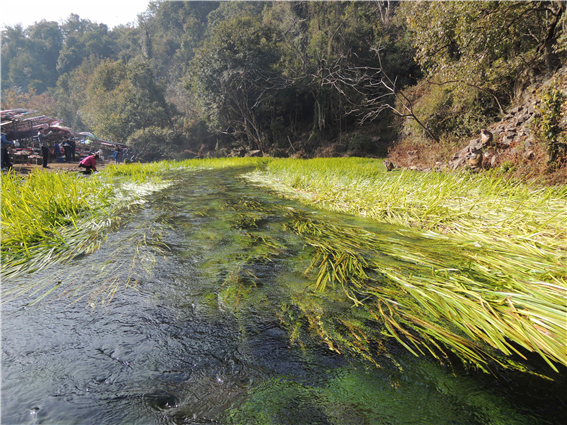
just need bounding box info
[2,168,565,424]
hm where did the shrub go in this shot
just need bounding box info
[532,85,566,166]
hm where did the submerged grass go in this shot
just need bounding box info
[283,210,566,373]
[0,165,170,289]
[243,158,567,373]
[1,158,268,279]
[0,158,270,301]
[3,157,566,375]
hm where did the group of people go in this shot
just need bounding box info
[37,128,77,169]
[54,136,77,163]
[2,126,114,175]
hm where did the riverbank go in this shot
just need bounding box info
[4,160,111,176]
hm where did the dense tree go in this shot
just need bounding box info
[2,1,563,159]
[0,88,57,117]
[57,14,115,75]
[81,58,171,142]
[400,1,566,104]
[1,21,62,93]
[189,11,282,151]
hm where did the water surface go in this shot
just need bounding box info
[2,168,564,424]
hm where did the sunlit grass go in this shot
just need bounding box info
[3,157,566,374]
[245,158,567,249]
[283,210,566,373]
[0,165,168,280]
[1,158,268,278]
[243,158,567,373]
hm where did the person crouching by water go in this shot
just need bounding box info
[78,153,99,174]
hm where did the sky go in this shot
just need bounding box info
[1,0,153,30]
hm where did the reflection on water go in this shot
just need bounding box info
[2,168,564,424]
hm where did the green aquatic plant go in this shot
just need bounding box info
[245,158,567,252]
[0,166,170,297]
[223,358,535,425]
[1,169,114,274]
[283,210,567,373]
[3,159,565,377]
[2,218,169,307]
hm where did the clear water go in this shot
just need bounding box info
[2,168,565,424]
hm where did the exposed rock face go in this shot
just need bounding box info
[443,64,567,171]
[448,130,491,170]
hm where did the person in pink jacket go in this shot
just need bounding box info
[78,153,99,174]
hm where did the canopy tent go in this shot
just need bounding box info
[78,132,99,140]
[1,109,38,120]
[1,109,129,153]
[51,124,75,134]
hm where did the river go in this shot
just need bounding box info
[2,168,565,424]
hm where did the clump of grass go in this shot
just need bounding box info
[245,158,567,255]
[1,169,114,274]
[0,164,170,281]
[105,157,271,179]
[283,210,567,374]
[1,158,269,288]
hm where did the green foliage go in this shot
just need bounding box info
[56,14,115,75]
[404,83,493,140]
[82,58,171,143]
[532,85,567,166]
[2,1,565,157]
[499,161,516,173]
[400,1,564,89]
[398,1,566,140]
[126,126,185,161]
[1,21,62,92]
[189,11,281,150]
[532,86,565,143]
[225,361,532,425]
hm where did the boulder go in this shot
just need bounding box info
[245,149,262,157]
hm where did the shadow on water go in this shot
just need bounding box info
[2,167,565,424]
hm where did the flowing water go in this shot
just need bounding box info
[2,167,565,424]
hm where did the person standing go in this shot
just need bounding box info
[113,144,123,163]
[62,136,71,162]
[54,141,62,159]
[37,127,50,168]
[1,130,14,170]
[69,137,76,162]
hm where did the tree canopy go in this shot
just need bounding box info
[2,1,565,158]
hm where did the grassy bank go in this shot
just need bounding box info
[243,158,567,372]
[245,157,567,253]
[0,157,269,281]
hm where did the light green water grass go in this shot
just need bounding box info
[224,358,535,425]
[1,158,269,280]
[243,158,567,372]
[245,158,567,253]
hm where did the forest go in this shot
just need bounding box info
[2,1,566,168]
